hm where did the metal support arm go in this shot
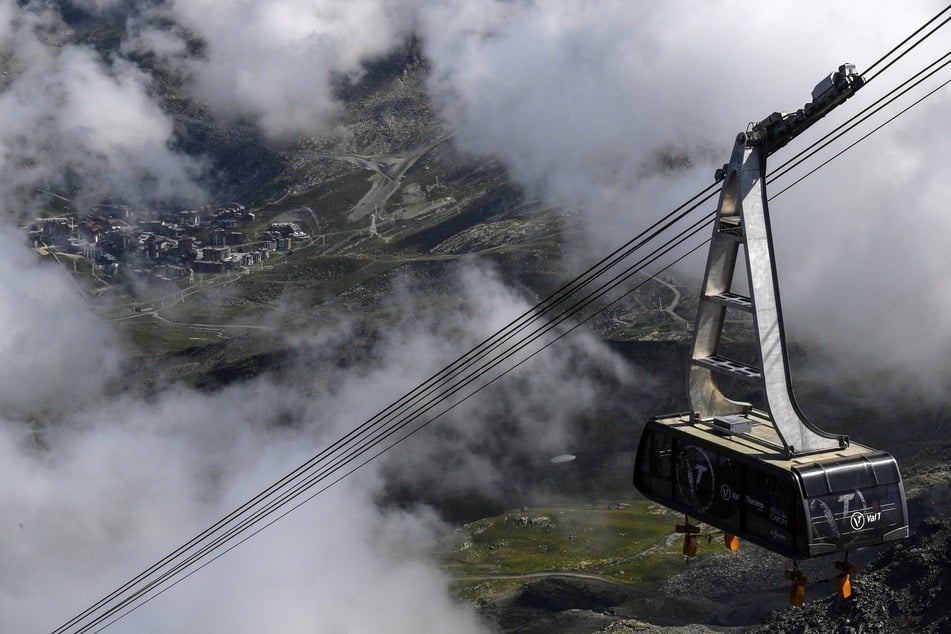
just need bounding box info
[688,133,845,456]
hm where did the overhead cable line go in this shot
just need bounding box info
[771,49,951,182]
[862,3,951,81]
[52,9,951,632]
[770,72,951,200]
[71,202,720,634]
[90,227,717,634]
[52,123,722,634]
[85,193,720,632]
[768,4,951,181]
[49,182,720,634]
[53,143,722,634]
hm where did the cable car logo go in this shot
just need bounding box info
[676,445,716,512]
[850,510,882,531]
[849,511,866,531]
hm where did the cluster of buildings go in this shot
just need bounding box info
[28,204,309,280]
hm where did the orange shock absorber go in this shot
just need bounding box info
[723,532,739,551]
[675,516,701,557]
[835,552,858,599]
[784,562,809,607]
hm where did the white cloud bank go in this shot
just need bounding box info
[111,0,951,389]
[0,0,206,214]
[415,0,951,395]
[0,228,631,631]
[139,0,420,139]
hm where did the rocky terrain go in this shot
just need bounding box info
[439,435,951,634]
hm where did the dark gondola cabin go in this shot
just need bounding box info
[633,412,908,559]
[633,63,909,583]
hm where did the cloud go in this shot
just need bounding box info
[416,0,927,226]
[0,387,489,633]
[0,228,120,417]
[0,6,636,629]
[65,0,133,13]
[336,261,638,499]
[0,1,206,214]
[0,248,631,630]
[416,0,951,397]
[0,0,15,41]
[132,0,420,140]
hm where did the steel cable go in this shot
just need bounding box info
[50,182,719,634]
[862,4,951,82]
[770,50,951,183]
[73,204,720,633]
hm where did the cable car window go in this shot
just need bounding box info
[648,429,673,481]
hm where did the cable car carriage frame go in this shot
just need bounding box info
[632,63,909,598]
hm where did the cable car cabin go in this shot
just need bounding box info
[633,412,909,559]
[632,63,910,569]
